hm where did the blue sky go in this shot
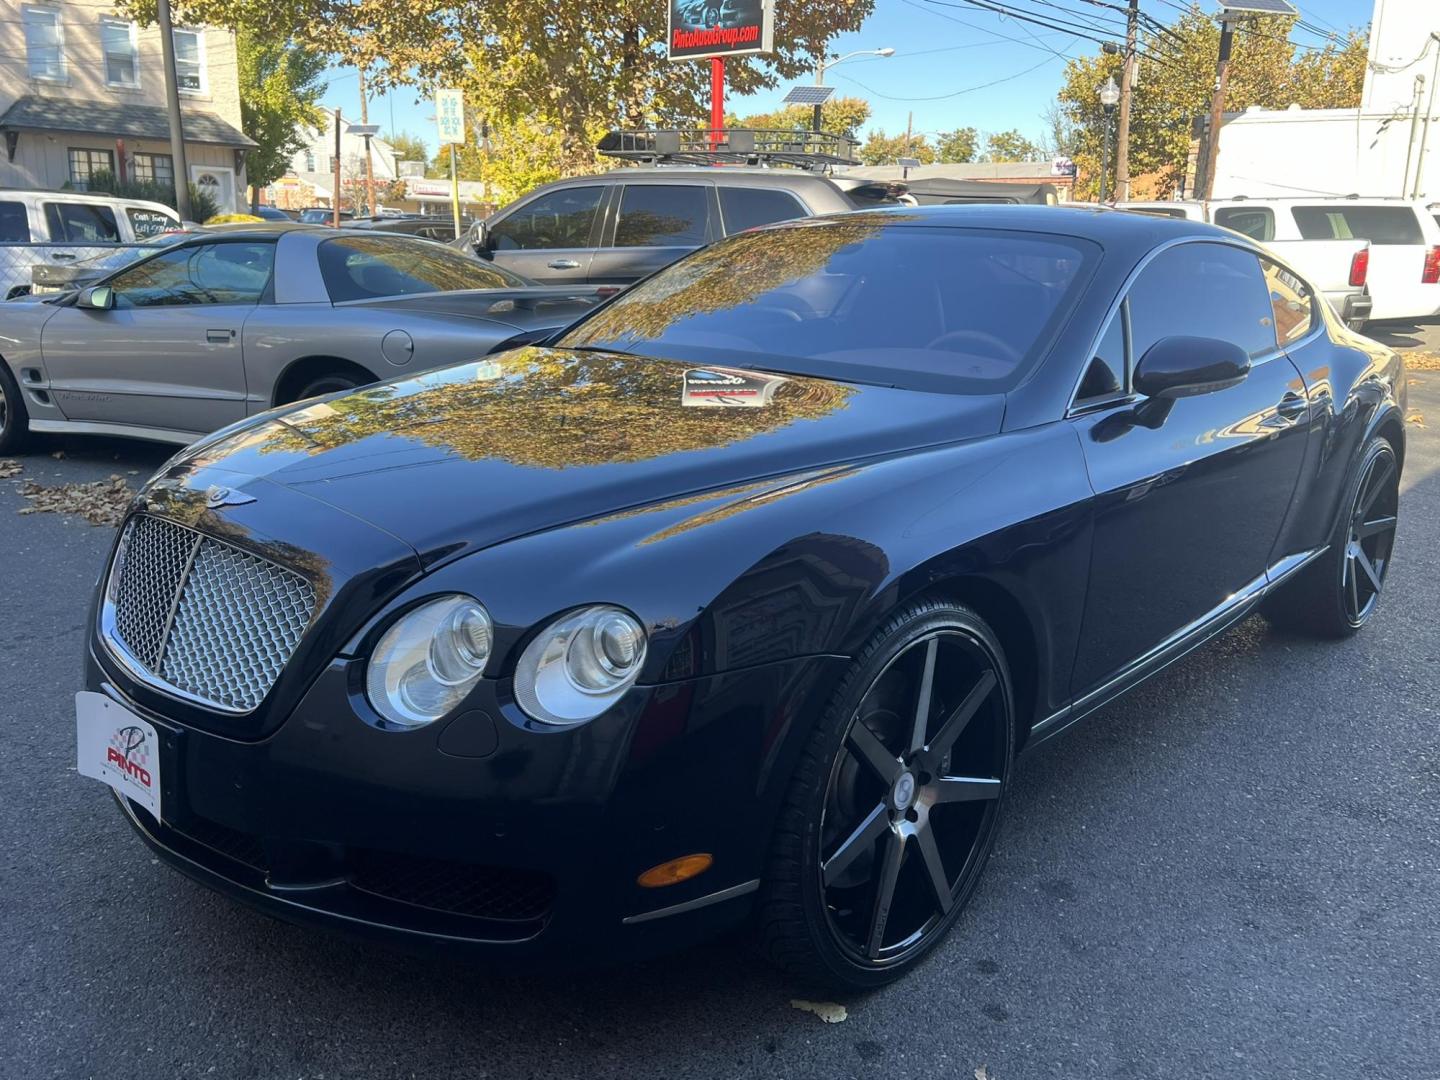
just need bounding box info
[318,0,1371,159]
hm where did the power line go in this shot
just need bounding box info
[834,51,1066,101]
[926,0,1178,66]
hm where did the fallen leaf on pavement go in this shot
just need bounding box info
[1404,350,1440,371]
[975,1066,994,1080]
[0,459,20,478]
[16,474,133,526]
[1406,411,1426,428]
[50,449,65,460]
[789,999,848,1024]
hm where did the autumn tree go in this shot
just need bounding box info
[981,129,1043,163]
[236,30,327,201]
[1056,6,1368,199]
[729,97,873,140]
[934,127,978,164]
[858,129,935,166]
[384,131,430,169]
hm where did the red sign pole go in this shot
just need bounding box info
[710,56,725,149]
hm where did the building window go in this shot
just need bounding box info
[328,156,338,175]
[101,19,138,87]
[304,151,316,172]
[132,153,174,186]
[68,148,115,190]
[173,28,203,92]
[23,6,65,80]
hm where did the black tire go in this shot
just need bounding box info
[757,600,1015,991]
[1264,435,1399,638]
[292,373,363,402]
[0,360,30,455]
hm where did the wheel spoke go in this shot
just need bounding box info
[865,830,906,958]
[848,722,902,786]
[822,802,891,886]
[1346,555,1361,616]
[1360,456,1396,516]
[914,820,953,915]
[908,638,939,755]
[931,776,1003,803]
[925,670,997,763]
[1356,515,1396,540]
[1355,548,1384,594]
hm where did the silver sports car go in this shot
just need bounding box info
[0,224,608,452]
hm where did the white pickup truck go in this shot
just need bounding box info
[1123,199,1374,329]
[1125,197,1440,326]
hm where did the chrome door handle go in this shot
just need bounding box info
[547,259,581,270]
[50,253,76,262]
[1276,393,1308,420]
[206,329,235,343]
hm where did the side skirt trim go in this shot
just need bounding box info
[1026,547,1325,751]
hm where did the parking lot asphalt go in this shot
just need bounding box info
[2,365,1437,1080]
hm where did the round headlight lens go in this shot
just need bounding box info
[514,606,648,726]
[366,595,493,728]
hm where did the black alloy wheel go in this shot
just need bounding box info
[760,602,1013,989]
[294,373,363,402]
[1341,444,1399,626]
[1265,435,1399,638]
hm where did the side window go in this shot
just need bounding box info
[44,202,120,243]
[110,243,273,307]
[1292,206,1423,245]
[1128,243,1277,362]
[1261,259,1314,346]
[1075,302,1127,404]
[0,201,30,243]
[614,185,709,247]
[489,186,603,251]
[718,188,807,234]
[1214,207,1274,242]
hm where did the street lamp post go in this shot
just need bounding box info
[1098,76,1120,204]
[813,47,894,133]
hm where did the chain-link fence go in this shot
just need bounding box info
[0,243,157,300]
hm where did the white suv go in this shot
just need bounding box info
[0,189,181,299]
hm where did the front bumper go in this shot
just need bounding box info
[89,643,845,964]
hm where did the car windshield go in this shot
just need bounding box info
[318,235,531,300]
[557,222,1096,392]
[82,232,190,274]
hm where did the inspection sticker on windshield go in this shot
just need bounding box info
[76,691,162,822]
[682,367,787,407]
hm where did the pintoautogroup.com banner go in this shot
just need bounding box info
[667,0,775,61]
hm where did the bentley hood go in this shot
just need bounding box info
[176,346,1005,565]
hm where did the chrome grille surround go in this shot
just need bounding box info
[101,515,317,713]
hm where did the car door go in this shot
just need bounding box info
[484,183,607,283]
[40,240,273,435]
[587,182,714,285]
[1289,203,1437,321]
[1067,240,1312,698]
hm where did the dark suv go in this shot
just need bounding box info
[456,167,899,285]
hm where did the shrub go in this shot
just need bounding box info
[80,169,220,224]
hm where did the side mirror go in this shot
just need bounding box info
[1133,336,1251,400]
[76,285,114,311]
[472,220,491,254]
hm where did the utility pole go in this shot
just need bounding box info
[155,0,192,220]
[332,108,342,227]
[813,56,827,135]
[905,111,914,159]
[358,66,376,216]
[1115,0,1138,201]
[1196,16,1236,201]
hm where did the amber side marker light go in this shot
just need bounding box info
[637,854,713,888]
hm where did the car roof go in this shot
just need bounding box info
[816,203,1235,243]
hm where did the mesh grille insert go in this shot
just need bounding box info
[105,516,316,712]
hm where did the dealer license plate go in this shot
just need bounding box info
[76,691,162,822]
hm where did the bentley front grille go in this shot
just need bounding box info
[103,515,316,712]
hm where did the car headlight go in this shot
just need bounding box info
[366,595,493,728]
[514,606,648,726]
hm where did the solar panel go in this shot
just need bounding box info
[783,85,836,106]
[1219,0,1297,14]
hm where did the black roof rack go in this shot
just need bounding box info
[598,128,859,170]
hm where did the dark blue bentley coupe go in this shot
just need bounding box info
[77,207,1405,989]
